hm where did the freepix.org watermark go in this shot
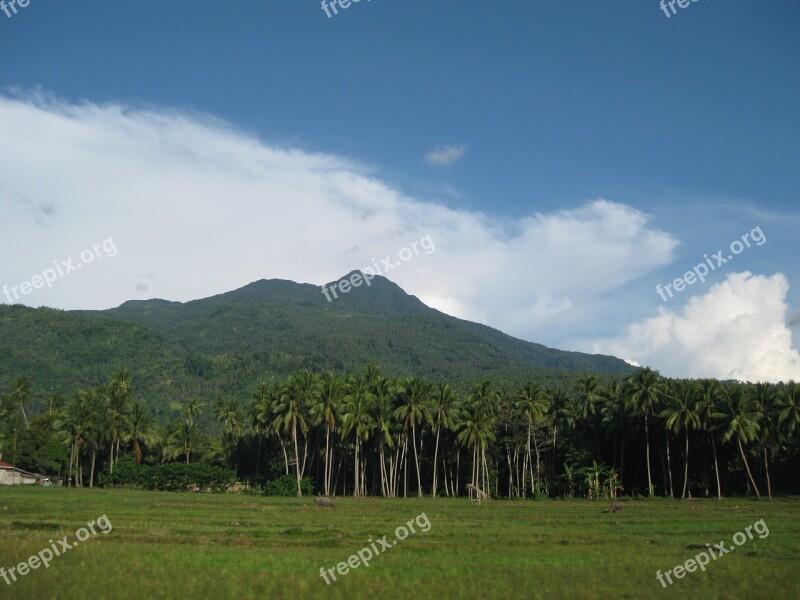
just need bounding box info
[321,0,371,19]
[1,515,113,586]
[656,226,765,302]
[1,0,33,19]
[659,0,708,19]
[656,518,769,589]
[2,238,117,304]
[319,512,432,585]
[321,234,435,302]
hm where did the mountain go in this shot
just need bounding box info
[0,272,633,414]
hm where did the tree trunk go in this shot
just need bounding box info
[644,415,653,496]
[412,422,422,497]
[763,447,772,500]
[89,448,96,488]
[666,435,674,497]
[738,439,760,498]
[432,425,441,498]
[682,429,689,499]
[293,420,302,497]
[710,434,722,499]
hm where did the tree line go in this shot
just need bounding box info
[1,366,798,499]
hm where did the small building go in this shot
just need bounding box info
[0,461,45,486]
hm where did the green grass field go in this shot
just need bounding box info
[1,488,798,599]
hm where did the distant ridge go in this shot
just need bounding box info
[0,273,634,412]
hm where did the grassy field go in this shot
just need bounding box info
[0,488,798,599]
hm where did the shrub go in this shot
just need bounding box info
[100,458,235,492]
[264,474,314,497]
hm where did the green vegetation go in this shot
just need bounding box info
[0,275,632,416]
[1,366,798,501]
[1,488,798,599]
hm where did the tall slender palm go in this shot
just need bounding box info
[54,391,97,486]
[394,378,430,497]
[311,374,344,496]
[372,382,396,497]
[752,383,777,499]
[273,371,318,496]
[627,368,664,496]
[577,376,602,458]
[714,388,761,497]
[183,398,204,427]
[250,382,277,477]
[10,376,31,429]
[125,400,155,465]
[429,382,458,498]
[108,368,134,467]
[661,380,701,498]
[213,397,243,435]
[778,382,800,436]
[342,376,375,497]
[456,398,496,498]
[515,382,548,496]
[698,379,724,499]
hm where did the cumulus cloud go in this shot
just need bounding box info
[0,93,680,361]
[424,144,468,166]
[593,272,800,383]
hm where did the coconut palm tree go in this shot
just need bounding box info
[457,399,496,499]
[393,377,430,497]
[342,376,375,497]
[371,381,397,497]
[515,382,548,496]
[125,400,155,465]
[54,391,98,487]
[698,379,725,499]
[661,380,701,498]
[429,382,458,498]
[627,368,664,496]
[10,376,31,429]
[751,382,778,499]
[183,398,204,427]
[250,382,278,477]
[778,382,800,436]
[273,372,318,496]
[714,388,761,497]
[311,374,344,496]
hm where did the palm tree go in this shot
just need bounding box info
[456,398,496,499]
[125,400,155,465]
[661,380,701,498]
[342,376,375,497]
[250,382,277,477]
[698,379,724,499]
[577,376,602,458]
[752,383,777,499]
[627,368,664,496]
[311,374,344,496]
[183,398,204,427]
[10,376,31,429]
[213,397,242,436]
[54,391,97,487]
[714,388,761,498]
[273,371,318,496]
[394,378,430,497]
[429,382,458,498]
[515,382,548,496]
[371,381,397,497]
[778,382,800,436]
[105,384,129,473]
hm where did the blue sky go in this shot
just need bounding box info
[1,0,799,381]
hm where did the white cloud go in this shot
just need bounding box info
[0,93,683,367]
[424,144,468,166]
[593,272,800,383]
